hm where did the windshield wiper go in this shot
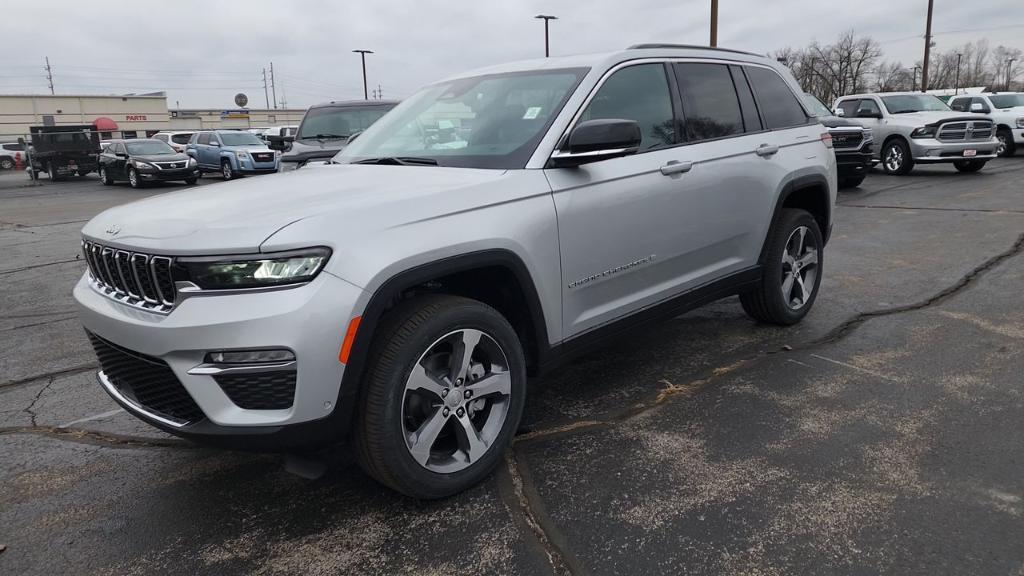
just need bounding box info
[353,156,439,166]
[303,133,349,140]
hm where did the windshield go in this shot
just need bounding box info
[337,68,588,169]
[171,133,193,144]
[881,94,950,114]
[126,140,176,155]
[219,132,264,146]
[297,106,394,140]
[989,94,1024,108]
[803,94,833,117]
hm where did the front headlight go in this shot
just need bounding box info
[177,247,331,290]
[862,128,873,143]
[235,151,249,161]
[1016,117,1024,129]
[132,159,156,171]
[910,126,937,139]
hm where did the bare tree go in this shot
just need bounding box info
[990,45,1023,90]
[874,61,912,92]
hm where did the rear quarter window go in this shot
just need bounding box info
[745,67,809,129]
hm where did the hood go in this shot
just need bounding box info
[818,116,861,128]
[81,164,514,255]
[133,153,190,163]
[281,137,349,163]
[226,145,274,154]
[890,111,983,125]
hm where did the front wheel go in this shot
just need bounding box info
[996,129,1015,157]
[221,160,234,180]
[354,295,526,499]
[127,166,143,188]
[184,177,198,185]
[953,160,987,173]
[839,174,865,189]
[99,166,113,185]
[740,209,823,325]
[881,139,914,175]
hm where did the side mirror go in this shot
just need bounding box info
[970,102,985,113]
[266,135,294,151]
[857,109,881,119]
[550,119,642,167]
[834,108,846,117]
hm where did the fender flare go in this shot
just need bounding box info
[758,173,832,261]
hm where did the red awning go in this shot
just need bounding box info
[92,117,118,131]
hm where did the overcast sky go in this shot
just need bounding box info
[1,0,1020,108]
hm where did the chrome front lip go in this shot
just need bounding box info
[97,370,188,428]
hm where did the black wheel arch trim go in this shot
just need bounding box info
[760,173,833,258]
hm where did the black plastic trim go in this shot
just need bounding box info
[762,173,833,253]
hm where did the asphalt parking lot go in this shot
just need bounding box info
[2,159,1023,575]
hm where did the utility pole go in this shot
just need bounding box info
[534,15,557,57]
[44,56,54,95]
[353,49,373,100]
[1008,58,1018,91]
[710,0,719,47]
[954,53,963,95]
[262,68,270,109]
[921,0,934,92]
[270,62,278,109]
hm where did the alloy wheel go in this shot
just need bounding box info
[884,144,903,172]
[222,162,232,179]
[0,158,12,170]
[128,168,138,187]
[996,134,1007,156]
[401,328,512,473]
[780,226,819,310]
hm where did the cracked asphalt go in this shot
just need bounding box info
[1,159,1023,575]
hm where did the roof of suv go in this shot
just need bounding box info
[309,99,399,109]
[838,91,940,99]
[437,45,783,83]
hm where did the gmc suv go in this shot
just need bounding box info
[948,92,1024,157]
[834,92,998,174]
[804,93,874,188]
[76,45,836,498]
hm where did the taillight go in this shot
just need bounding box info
[821,132,833,148]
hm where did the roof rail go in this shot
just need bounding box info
[627,43,758,57]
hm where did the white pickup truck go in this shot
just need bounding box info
[949,93,1024,157]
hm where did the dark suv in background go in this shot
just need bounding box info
[804,94,875,188]
[274,99,397,171]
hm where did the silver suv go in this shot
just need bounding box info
[834,92,998,174]
[76,45,836,498]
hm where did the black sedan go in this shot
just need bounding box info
[98,139,200,188]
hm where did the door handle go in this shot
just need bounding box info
[660,160,693,175]
[755,144,779,157]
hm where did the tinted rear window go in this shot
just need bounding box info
[674,63,744,141]
[171,133,193,144]
[746,67,808,129]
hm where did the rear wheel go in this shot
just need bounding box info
[953,160,987,173]
[881,139,914,175]
[354,295,526,499]
[99,166,113,185]
[996,129,1015,157]
[839,174,865,189]
[741,209,823,325]
[0,158,13,170]
[47,163,60,181]
[221,159,234,180]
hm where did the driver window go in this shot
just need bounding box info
[579,63,676,151]
[971,98,990,113]
[858,99,881,116]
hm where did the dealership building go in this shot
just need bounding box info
[0,93,306,141]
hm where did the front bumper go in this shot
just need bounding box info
[74,270,364,449]
[835,148,874,177]
[138,168,201,181]
[907,138,998,162]
[237,156,279,174]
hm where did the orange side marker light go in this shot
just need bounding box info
[339,316,362,364]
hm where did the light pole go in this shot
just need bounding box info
[352,49,373,100]
[921,0,934,92]
[534,15,557,57]
[710,0,719,47]
[954,53,963,95]
[1007,58,1018,91]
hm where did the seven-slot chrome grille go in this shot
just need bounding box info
[937,120,994,142]
[81,240,177,312]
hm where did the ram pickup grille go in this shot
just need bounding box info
[830,130,864,150]
[214,371,297,410]
[937,121,994,142]
[82,240,176,312]
[88,331,205,425]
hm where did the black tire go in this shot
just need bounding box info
[953,160,987,173]
[221,159,234,180]
[996,129,1016,158]
[0,157,13,170]
[740,209,823,325]
[354,294,527,499]
[99,166,113,185]
[839,174,865,189]
[185,177,198,185]
[127,166,143,188]
[47,163,61,181]
[881,138,914,175]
